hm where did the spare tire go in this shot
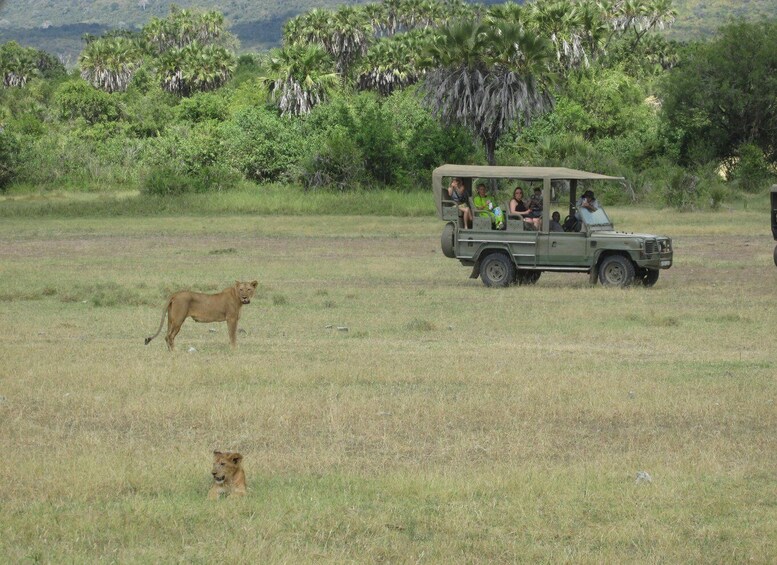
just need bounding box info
[441,222,456,258]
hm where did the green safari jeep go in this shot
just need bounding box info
[435,164,673,287]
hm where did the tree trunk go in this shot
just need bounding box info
[484,136,497,166]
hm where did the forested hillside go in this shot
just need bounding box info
[1,1,775,205]
[0,0,774,60]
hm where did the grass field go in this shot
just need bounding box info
[0,206,775,563]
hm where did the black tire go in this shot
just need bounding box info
[480,253,515,287]
[637,268,660,287]
[774,244,777,267]
[514,269,542,286]
[441,222,456,258]
[598,255,635,287]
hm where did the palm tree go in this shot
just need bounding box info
[0,42,38,88]
[485,1,526,27]
[285,7,372,78]
[527,0,592,71]
[283,9,331,48]
[357,31,431,95]
[327,6,373,76]
[603,0,676,49]
[422,21,554,165]
[144,8,226,54]
[79,36,142,92]
[262,44,339,116]
[158,42,235,96]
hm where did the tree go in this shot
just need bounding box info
[284,7,373,77]
[604,0,677,50]
[262,44,339,116]
[79,36,143,93]
[158,42,236,96]
[0,41,38,88]
[356,30,432,95]
[144,7,227,54]
[660,20,777,167]
[422,21,555,165]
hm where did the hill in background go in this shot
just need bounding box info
[0,0,774,62]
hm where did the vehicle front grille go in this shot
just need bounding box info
[644,240,657,254]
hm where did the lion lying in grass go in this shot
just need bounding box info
[208,450,246,499]
[145,280,258,351]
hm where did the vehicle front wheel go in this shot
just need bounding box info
[598,255,635,287]
[637,268,660,287]
[480,253,515,287]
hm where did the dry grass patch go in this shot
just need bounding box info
[0,211,775,562]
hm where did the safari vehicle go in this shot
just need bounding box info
[771,185,777,266]
[435,164,673,287]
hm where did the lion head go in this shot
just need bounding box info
[211,450,243,484]
[235,280,258,305]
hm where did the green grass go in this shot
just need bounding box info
[0,185,435,218]
[0,209,775,562]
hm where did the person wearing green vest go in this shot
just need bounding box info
[473,183,504,230]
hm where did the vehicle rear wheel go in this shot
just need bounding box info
[480,253,515,287]
[514,270,541,285]
[637,268,660,287]
[441,222,456,258]
[598,255,635,287]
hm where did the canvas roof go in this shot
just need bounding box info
[432,164,623,217]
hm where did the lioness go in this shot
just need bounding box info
[208,450,247,499]
[145,280,258,351]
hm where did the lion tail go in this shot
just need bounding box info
[145,297,172,345]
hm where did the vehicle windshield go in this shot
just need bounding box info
[580,205,613,228]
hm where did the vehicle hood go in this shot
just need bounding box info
[591,230,669,239]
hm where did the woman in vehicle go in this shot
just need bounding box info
[448,177,472,229]
[508,187,540,229]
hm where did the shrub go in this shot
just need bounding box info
[220,107,305,182]
[55,80,122,124]
[175,91,230,123]
[0,128,21,190]
[352,94,402,185]
[660,166,704,211]
[730,143,774,193]
[141,122,239,195]
[301,126,366,190]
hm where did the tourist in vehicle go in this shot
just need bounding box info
[550,211,563,232]
[472,183,504,229]
[527,186,543,225]
[576,190,599,215]
[509,187,540,229]
[448,177,472,229]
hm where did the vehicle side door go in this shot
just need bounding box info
[537,231,590,267]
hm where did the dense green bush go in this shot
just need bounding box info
[176,91,230,123]
[383,88,476,187]
[122,87,176,138]
[55,80,122,124]
[0,128,21,190]
[351,94,402,185]
[141,122,239,195]
[660,20,777,167]
[301,126,367,190]
[730,143,774,194]
[220,106,306,182]
[300,90,477,190]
